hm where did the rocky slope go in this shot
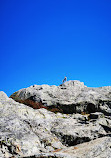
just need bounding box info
[10,80,111,114]
[0,80,111,158]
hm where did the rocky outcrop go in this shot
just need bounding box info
[10,80,111,115]
[1,84,111,158]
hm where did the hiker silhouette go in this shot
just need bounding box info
[62,76,67,83]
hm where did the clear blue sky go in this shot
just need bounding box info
[0,0,111,96]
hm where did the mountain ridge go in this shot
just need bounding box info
[10,80,111,114]
[0,80,111,157]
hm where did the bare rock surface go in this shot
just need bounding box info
[0,80,111,157]
[10,80,111,114]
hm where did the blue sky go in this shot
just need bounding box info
[0,0,111,96]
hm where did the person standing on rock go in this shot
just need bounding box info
[62,76,67,83]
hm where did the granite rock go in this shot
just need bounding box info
[0,80,111,157]
[10,80,111,114]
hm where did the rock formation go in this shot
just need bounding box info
[10,80,111,114]
[0,80,111,158]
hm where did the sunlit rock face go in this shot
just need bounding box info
[10,80,111,114]
[0,81,111,158]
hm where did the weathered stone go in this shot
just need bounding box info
[53,136,111,158]
[0,92,65,157]
[88,112,105,120]
[1,79,111,158]
[10,80,111,114]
